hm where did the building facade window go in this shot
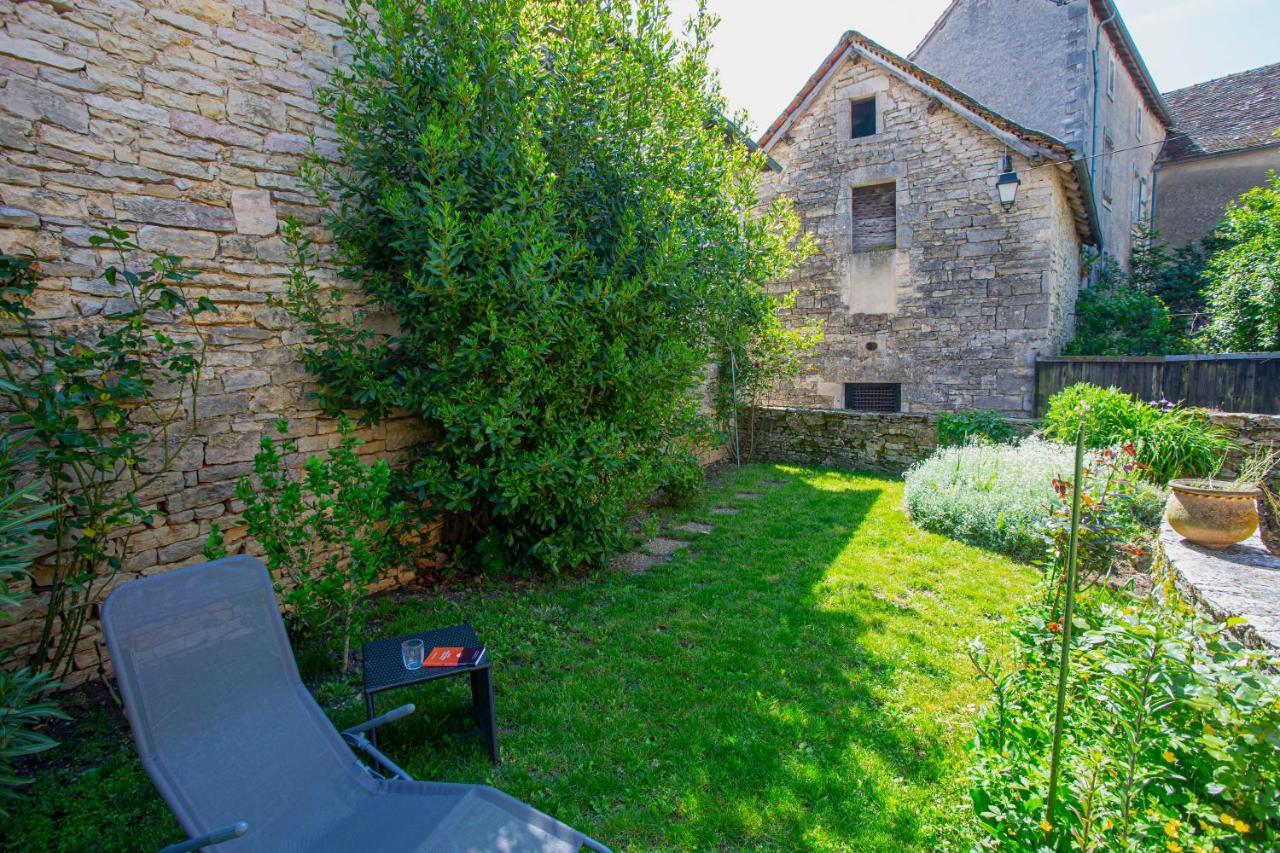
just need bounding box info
[850,182,897,251]
[1107,55,1117,100]
[1135,103,1143,138]
[1134,173,1147,224]
[850,97,877,139]
[1101,134,1115,203]
[844,382,901,413]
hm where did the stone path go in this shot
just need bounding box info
[613,476,789,573]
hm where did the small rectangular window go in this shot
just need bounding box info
[1135,104,1143,138]
[844,382,901,413]
[850,97,876,139]
[851,182,896,251]
[1134,174,1147,223]
[1107,56,1116,99]
[1101,135,1115,203]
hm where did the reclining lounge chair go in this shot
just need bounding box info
[102,555,610,852]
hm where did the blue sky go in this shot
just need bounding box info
[666,0,1280,136]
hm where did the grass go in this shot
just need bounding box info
[3,463,1035,851]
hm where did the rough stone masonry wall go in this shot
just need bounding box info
[744,406,939,474]
[755,55,1083,417]
[0,0,431,686]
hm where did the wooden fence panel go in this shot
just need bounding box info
[1035,354,1280,415]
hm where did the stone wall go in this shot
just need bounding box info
[911,0,1167,266]
[755,53,1083,417]
[745,406,939,474]
[0,0,435,686]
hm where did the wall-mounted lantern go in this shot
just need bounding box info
[996,154,1021,210]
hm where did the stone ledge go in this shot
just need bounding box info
[1158,518,1280,654]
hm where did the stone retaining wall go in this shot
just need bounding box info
[744,406,940,474]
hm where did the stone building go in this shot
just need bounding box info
[911,0,1171,267]
[755,32,1093,416]
[1155,62,1280,248]
[0,0,428,685]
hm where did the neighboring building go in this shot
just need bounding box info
[755,32,1093,416]
[911,0,1171,266]
[1155,62,1280,247]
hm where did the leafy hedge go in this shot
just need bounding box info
[285,0,810,572]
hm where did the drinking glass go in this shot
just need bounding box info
[401,638,425,670]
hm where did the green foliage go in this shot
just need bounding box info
[968,595,1280,851]
[903,438,1162,563]
[936,409,1017,447]
[215,417,405,675]
[284,0,811,574]
[0,440,65,815]
[1064,236,1197,357]
[1203,173,1280,351]
[1041,383,1232,484]
[0,231,214,677]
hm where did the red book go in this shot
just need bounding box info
[424,646,485,667]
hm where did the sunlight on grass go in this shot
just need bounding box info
[3,463,1036,852]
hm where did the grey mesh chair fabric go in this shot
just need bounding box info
[102,555,609,852]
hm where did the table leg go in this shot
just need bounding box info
[470,667,499,765]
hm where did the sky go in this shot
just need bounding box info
[665,0,1280,137]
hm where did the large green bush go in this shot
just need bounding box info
[285,0,810,573]
[1041,384,1231,484]
[1204,172,1280,352]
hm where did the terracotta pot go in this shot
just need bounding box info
[1258,490,1280,557]
[1166,479,1261,550]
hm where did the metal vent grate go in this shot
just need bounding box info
[844,383,901,413]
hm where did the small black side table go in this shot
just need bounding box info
[361,622,499,764]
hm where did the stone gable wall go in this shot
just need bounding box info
[0,0,431,686]
[755,55,1083,417]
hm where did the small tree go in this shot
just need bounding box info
[286,0,812,573]
[208,417,405,676]
[1203,173,1280,352]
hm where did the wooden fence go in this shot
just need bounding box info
[1034,354,1280,415]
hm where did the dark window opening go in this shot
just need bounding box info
[851,182,897,251]
[844,382,901,413]
[850,97,876,139]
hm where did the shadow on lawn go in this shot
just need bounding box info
[4,466,973,852]
[370,468,965,850]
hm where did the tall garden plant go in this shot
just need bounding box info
[0,232,214,676]
[285,0,811,573]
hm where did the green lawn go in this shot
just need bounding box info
[4,464,1035,851]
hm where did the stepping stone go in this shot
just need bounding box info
[614,551,661,574]
[675,521,714,535]
[734,492,764,500]
[709,506,739,516]
[761,479,788,486]
[644,537,690,557]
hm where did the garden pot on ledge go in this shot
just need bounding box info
[1166,479,1261,550]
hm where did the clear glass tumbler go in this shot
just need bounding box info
[401,638,425,670]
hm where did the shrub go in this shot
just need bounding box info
[0,440,65,814]
[936,410,1017,447]
[904,438,1076,561]
[1041,383,1232,484]
[904,438,1163,563]
[0,232,214,676]
[968,595,1280,851]
[206,417,406,675]
[285,0,812,574]
[1063,228,1203,356]
[1203,173,1280,352]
